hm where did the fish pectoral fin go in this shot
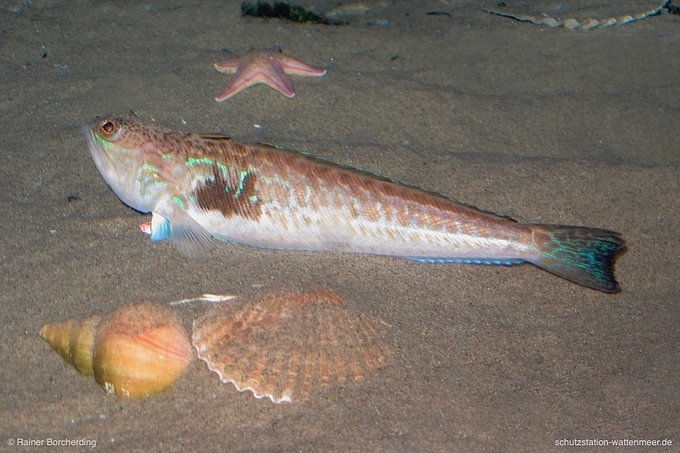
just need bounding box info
[150,214,171,241]
[150,209,214,259]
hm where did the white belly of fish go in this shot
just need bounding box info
[187,204,530,262]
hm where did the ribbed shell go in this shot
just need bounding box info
[192,285,390,403]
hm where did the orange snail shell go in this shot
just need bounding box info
[40,301,193,398]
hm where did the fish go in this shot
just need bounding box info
[83,114,626,292]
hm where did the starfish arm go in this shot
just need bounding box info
[279,55,328,77]
[215,78,256,102]
[213,60,241,74]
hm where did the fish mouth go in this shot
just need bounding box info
[81,116,152,214]
[82,120,118,178]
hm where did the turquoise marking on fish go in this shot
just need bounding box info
[172,196,186,210]
[141,163,159,173]
[186,157,214,167]
[217,162,228,179]
[411,258,524,266]
[235,170,249,197]
[83,115,627,292]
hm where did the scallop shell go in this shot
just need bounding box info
[41,301,193,399]
[192,285,390,403]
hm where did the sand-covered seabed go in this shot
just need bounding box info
[1,1,678,451]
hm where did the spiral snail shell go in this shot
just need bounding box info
[40,301,193,399]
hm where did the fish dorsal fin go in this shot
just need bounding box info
[197,133,233,142]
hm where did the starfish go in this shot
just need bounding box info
[214,48,327,102]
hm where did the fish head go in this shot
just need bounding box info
[83,115,175,213]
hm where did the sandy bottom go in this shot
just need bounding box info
[1,1,678,451]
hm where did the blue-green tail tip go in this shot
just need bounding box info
[531,225,627,293]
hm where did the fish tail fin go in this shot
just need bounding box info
[528,224,626,293]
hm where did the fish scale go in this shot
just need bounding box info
[83,114,626,292]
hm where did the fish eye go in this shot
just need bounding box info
[98,119,121,139]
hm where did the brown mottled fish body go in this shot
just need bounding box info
[83,115,625,292]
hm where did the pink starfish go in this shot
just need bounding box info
[214,49,327,102]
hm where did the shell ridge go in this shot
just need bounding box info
[190,285,389,403]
